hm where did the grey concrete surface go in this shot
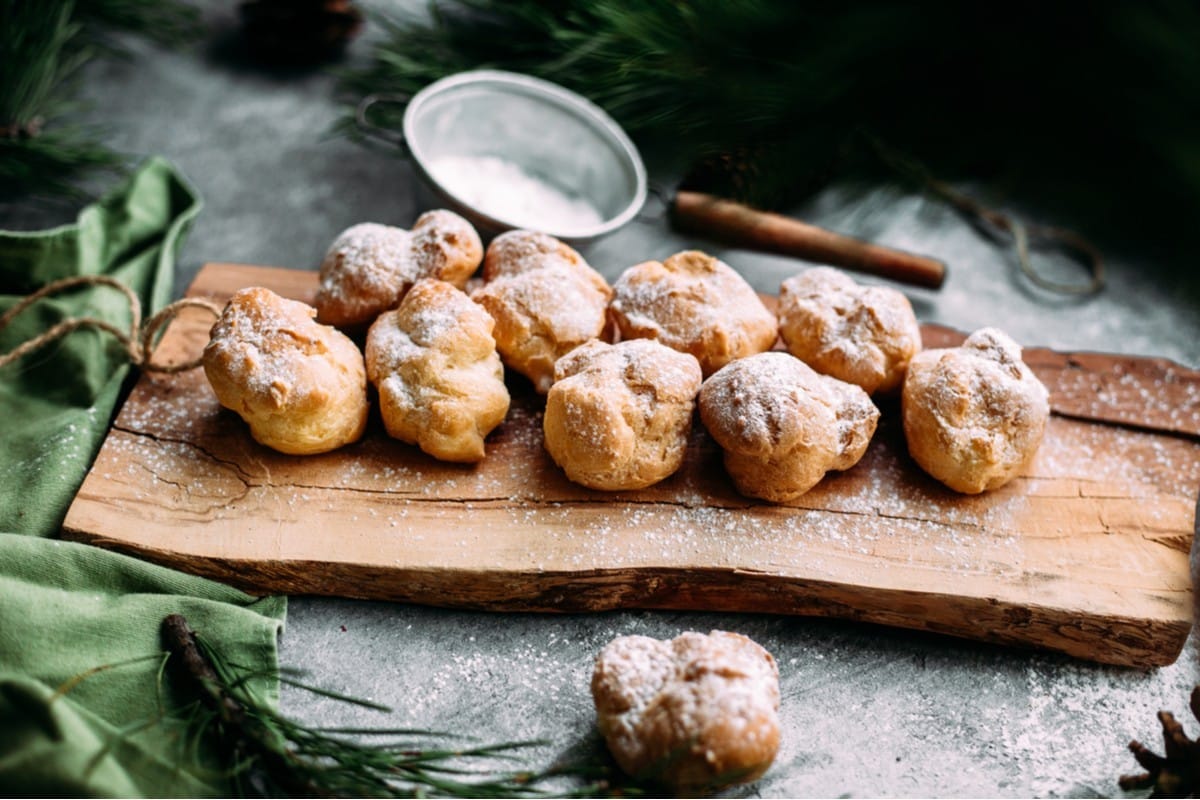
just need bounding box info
[5,2,1199,796]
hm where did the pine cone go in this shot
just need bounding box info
[239,0,363,64]
[678,145,767,206]
[1120,686,1200,798]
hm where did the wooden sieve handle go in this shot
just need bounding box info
[670,190,946,289]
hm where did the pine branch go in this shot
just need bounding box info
[51,615,731,798]
[0,131,124,201]
[0,0,200,202]
[341,1,1200,246]
[76,0,201,47]
[160,614,644,798]
[0,1,84,129]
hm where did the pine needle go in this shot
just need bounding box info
[49,651,169,701]
[0,0,199,201]
[158,614,646,798]
[341,1,1200,248]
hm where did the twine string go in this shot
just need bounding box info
[864,132,1105,295]
[0,274,222,373]
[923,173,1106,296]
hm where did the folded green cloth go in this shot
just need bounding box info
[0,535,285,797]
[0,159,287,797]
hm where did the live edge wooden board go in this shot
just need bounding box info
[64,264,1200,668]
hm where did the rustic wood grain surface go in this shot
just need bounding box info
[63,264,1200,667]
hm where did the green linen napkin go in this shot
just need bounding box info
[0,158,287,797]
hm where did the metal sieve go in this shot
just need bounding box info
[358,70,647,244]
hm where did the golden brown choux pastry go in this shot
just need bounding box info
[902,327,1049,494]
[608,250,777,376]
[471,230,612,394]
[314,210,483,329]
[203,287,368,455]
[699,352,879,502]
[364,279,509,463]
[778,266,921,394]
[480,226,589,281]
[543,339,702,490]
[592,630,781,793]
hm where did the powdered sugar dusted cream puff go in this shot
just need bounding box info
[365,279,509,463]
[778,266,921,394]
[592,630,781,792]
[699,352,879,502]
[902,327,1049,494]
[471,230,612,394]
[203,287,368,455]
[608,250,777,376]
[315,210,482,329]
[543,339,702,490]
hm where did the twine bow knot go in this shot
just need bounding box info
[0,275,222,373]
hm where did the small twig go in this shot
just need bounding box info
[161,614,319,798]
[162,614,246,726]
[0,275,222,372]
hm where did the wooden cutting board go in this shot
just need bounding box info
[63,264,1200,668]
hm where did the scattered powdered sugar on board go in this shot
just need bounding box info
[1054,356,1200,435]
